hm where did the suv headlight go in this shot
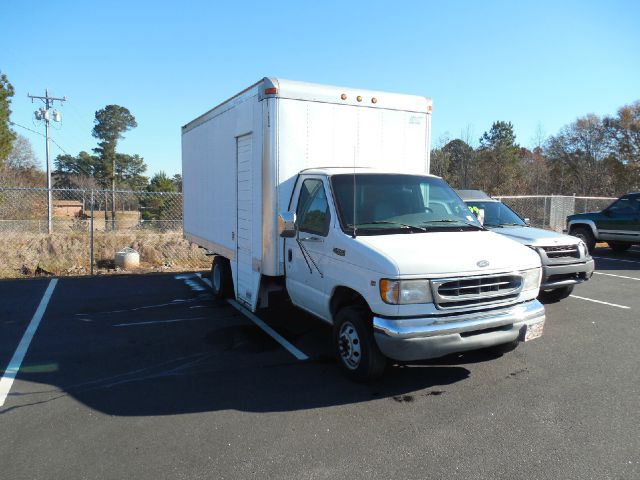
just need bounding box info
[520,268,541,292]
[379,279,432,304]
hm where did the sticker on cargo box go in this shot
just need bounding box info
[524,320,544,341]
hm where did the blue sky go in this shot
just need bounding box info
[4,0,639,177]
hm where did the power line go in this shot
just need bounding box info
[9,120,71,155]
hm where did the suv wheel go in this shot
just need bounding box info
[570,226,595,254]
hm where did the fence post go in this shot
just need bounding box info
[90,189,94,275]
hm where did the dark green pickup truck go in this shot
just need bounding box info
[567,193,640,253]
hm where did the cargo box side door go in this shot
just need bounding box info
[236,133,259,308]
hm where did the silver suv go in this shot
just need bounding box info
[458,190,595,302]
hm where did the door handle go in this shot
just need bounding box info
[300,236,323,243]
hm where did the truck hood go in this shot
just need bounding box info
[485,225,579,247]
[356,230,540,277]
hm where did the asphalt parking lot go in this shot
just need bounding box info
[1,247,639,480]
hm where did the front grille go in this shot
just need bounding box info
[432,274,522,309]
[542,245,580,260]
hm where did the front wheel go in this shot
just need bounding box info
[538,285,574,303]
[333,306,387,382]
[570,226,596,254]
[608,242,631,253]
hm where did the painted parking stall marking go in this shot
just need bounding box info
[569,294,630,310]
[227,300,310,361]
[593,255,640,265]
[593,271,640,281]
[113,317,209,327]
[0,278,58,407]
[195,273,310,361]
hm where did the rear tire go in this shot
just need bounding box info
[570,226,596,254]
[608,242,631,253]
[211,256,233,299]
[333,306,387,382]
[538,285,574,303]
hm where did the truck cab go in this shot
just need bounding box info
[278,169,545,380]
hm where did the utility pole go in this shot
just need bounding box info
[29,89,66,234]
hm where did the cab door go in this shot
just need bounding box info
[285,176,333,318]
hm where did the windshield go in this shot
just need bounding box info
[330,174,482,235]
[465,201,526,227]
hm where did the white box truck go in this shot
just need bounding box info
[182,78,545,380]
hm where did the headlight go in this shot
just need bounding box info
[520,268,541,292]
[577,241,587,257]
[379,279,432,304]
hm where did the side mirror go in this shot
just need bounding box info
[603,210,612,217]
[524,217,531,226]
[278,212,296,238]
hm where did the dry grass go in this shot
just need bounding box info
[0,231,210,278]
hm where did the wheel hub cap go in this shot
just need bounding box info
[338,321,361,370]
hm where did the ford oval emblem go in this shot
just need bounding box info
[477,260,490,268]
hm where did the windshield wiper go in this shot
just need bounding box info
[421,219,484,230]
[351,221,427,232]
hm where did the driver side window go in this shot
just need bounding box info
[608,196,635,215]
[297,179,331,236]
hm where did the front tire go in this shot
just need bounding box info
[608,242,631,253]
[333,306,387,382]
[538,285,574,303]
[211,256,233,299]
[570,226,596,254]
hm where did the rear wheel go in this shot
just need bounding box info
[570,226,596,254]
[211,256,233,299]
[538,285,574,303]
[608,242,631,253]
[333,306,387,382]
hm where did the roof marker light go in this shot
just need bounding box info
[265,87,278,95]
[371,97,377,104]
[356,96,362,102]
[341,93,347,100]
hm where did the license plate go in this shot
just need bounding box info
[524,320,544,341]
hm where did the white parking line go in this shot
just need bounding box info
[196,273,212,288]
[194,272,310,361]
[593,272,640,281]
[113,317,208,327]
[593,256,640,265]
[0,278,58,407]
[569,294,630,310]
[227,300,309,361]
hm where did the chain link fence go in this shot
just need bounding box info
[0,187,210,278]
[0,187,621,278]
[494,195,616,232]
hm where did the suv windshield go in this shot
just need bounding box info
[465,200,526,227]
[330,174,482,235]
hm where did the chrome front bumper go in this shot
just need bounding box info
[373,300,545,362]
[541,258,595,289]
